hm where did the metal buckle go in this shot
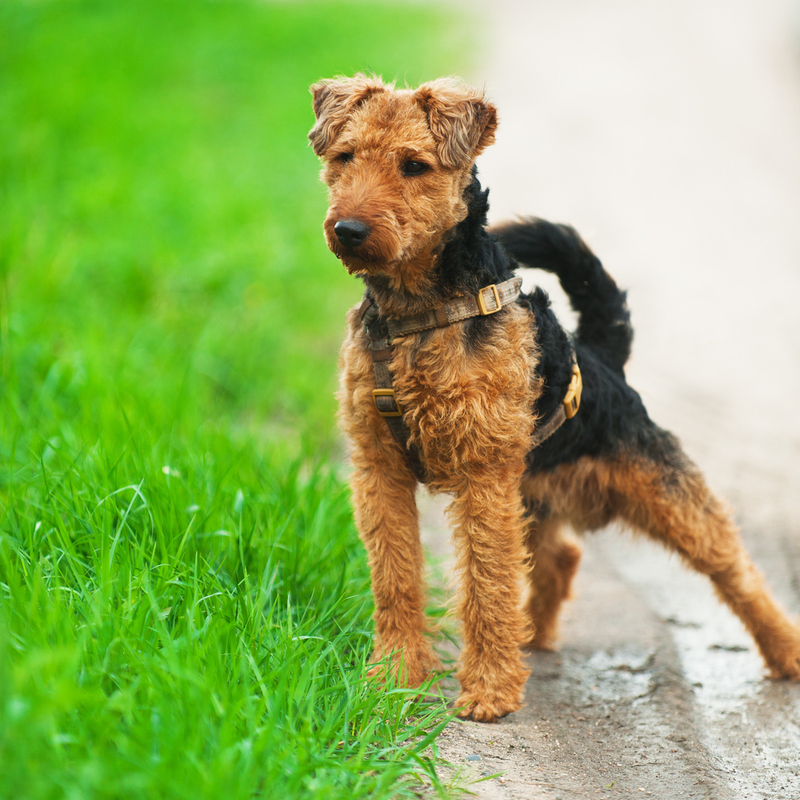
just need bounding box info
[562,363,582,419]
[372,388,402,417]
[477,284,502,315]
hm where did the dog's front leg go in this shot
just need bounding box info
[349,438,439,687]
[449,464,532,722]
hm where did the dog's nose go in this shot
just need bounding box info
[334,219,370,249]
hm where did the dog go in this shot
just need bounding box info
[308,74,800,722]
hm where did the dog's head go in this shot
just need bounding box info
[309,75,497,280]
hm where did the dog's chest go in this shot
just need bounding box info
[388,306,540,484]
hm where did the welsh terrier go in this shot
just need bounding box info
[308,74,800,722]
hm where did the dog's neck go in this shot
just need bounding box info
[362,173,517,320]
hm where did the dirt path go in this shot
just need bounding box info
[422,1,800,797]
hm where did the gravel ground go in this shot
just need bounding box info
[420,1,800,797]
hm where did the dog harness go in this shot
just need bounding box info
[359,278,582,483]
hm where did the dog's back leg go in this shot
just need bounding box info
[522,508,583,650]
[606,440,800,679]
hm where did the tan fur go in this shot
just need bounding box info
[523,456,800,675]
[312,75,800,723]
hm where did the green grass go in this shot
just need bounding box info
[0,1,472,797]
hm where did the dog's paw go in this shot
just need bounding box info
[766,650,800,681]
[759,624,800,680]
[454,692,521,723]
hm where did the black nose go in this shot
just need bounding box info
[334,219,370,249]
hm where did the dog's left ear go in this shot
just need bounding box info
[414,79,498,169]
[308,74,387,156]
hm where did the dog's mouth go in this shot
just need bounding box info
[325,230,400,276]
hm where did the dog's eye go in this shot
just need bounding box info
[402,160,430,176]
[335,152,354,164]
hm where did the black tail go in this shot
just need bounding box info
[493,218,633,372]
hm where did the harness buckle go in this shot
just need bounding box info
[562,364,583,419]
[477,284,502,315]
[372,388,403,417]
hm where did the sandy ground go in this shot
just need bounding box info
[419,1,800,797]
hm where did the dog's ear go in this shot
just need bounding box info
[308,74,387,156]
[414,78,498,169]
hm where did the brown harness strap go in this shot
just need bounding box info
[530,359,582,448]
[359,281,582,484]
[360,296,427,482]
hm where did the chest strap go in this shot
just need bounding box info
[359,279,582,483]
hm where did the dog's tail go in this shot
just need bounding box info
[493,218,633,371]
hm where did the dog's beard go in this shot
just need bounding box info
[339,253,375,275]
[324,230,405,276]
[339,252,397,276]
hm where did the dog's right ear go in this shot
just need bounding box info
[308,74,387,156]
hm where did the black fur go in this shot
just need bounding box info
[489,217,661,474]
[434,169,516,295]
[433,175,679,477]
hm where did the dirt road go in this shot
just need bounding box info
[422,1,800,797]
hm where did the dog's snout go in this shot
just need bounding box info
[334,219,371,249]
